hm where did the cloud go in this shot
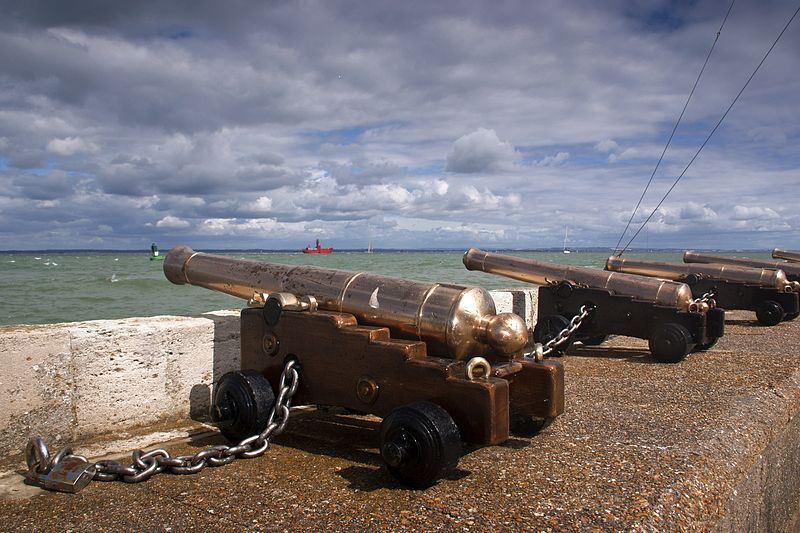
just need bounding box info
[535,151,570,167]
[747,127,788,144]
[46,137,99,155]
[594,139,619,152]
[445,128,517,173]
[199,217,305,236]
[730,205,780,221]
[679,202,717,221]
[320,157,403,185]
[432,179,448,195]
[253,196,273,211]
[95,130,303,196]
[156,215,191,229]
[608,148,640,163]
[11,169,76,200]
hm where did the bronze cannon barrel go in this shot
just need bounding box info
[606,256,791,290]
[772,248,800,263]
[684,250,800,279]
[463,248,694,311]
[164,246,527,360]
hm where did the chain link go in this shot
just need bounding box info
[692,290,716,305]
[26,358,300,488]
[527,305,594,359]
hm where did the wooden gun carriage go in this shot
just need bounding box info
[606,256,799,325]
[164,246,563,487]
[463,249,725,363]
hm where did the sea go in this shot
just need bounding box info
[0,249,776,326]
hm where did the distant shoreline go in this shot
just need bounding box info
[0,248,778,254]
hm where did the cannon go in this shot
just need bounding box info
[605,256,799,325]
[164,246,564,487]
[772,248,800,263]
[684,250,800,283]
[463,249,725,363]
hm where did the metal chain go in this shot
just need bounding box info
[527,305,594,359]
[25,358,300,488]
[692,290,716,305]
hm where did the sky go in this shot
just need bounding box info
[0,0,798,251]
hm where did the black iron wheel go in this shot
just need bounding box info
[211,370,275,443]
[784,311,799,321]
[579,334,607,346]
[756,300,784,326]
[532,315,572,355]
[379,402,461,488]
[648,323,693,363]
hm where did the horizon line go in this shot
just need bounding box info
[0,247,778,254]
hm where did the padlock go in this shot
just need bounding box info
[26,455,96,493]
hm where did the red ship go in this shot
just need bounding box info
[302,239,333,254]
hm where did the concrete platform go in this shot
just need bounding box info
[0,309,798,530]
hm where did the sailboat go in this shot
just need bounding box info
[366,242,373,253]
[562,227,572,254]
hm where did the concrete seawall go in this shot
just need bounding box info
[0,311,239,459]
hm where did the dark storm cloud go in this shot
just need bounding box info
[11,169,77,200]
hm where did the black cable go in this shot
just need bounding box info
[613,1,736,256]
[618,3,800,255]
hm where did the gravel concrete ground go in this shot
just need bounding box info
[1,310,798,531]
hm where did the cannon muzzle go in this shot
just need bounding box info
[684,250,800,282]
[606,256,792,291]
[772,248,800,263]
[165,246,527,360]
[463,248,694,311]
